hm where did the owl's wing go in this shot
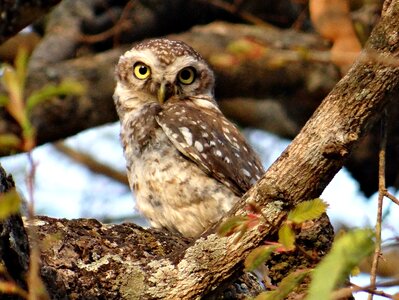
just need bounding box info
[156,102,264,196]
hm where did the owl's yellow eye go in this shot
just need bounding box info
[133,62,151,79]
[178,67,196,85]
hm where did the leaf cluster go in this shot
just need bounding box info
[218,199,375,299]
[0,47,85,152]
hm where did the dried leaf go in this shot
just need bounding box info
[309,0,361,72]
[0,280,28,298]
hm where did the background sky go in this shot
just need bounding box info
[1,123,397,299]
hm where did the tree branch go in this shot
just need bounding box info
[0,0,62,44]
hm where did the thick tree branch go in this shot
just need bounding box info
[0,0,61,44]
[0,165,30,299]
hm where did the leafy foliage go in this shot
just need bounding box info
[217,215,250,237]
[244,245,278,272]
[254,269,310,300]
[26,79,85,114]
[222,198,328,272]
[278,223,295,250]
[0,47,85,152]
[287,198,328,224]
[0,189,21,220]
[305,229,374,300]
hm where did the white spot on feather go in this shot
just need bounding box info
[242,168,251,177]
[215,150,222,157]
[194,141,204,152]
[179,127,193,145]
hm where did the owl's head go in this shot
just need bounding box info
[115,39,215,108]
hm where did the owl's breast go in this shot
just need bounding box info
[120,103,162,154]
[120,105,238,237]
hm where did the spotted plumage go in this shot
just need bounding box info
[114,38,264,237]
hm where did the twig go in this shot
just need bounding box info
[296,244,319,262]
[78,0,135,44]
[368,110,388,300]
[26,152,36,220]
[200,0,273,28]
[53,142,129,186]
[384,190,399,206]
[332,280,398,299]
[26,152,50,300]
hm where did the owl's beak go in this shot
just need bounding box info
[157,82,174,104]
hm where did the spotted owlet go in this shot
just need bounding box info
[114,38,264,237]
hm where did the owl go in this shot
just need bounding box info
[114,38,264,237]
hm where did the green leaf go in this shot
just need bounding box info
[278,223,295,250]
[244,245,278,272]
[26,79,85,114]
[288,198,328,224]
[305,229,374,300]
[0,189,21,220]
[0,94,9,106]
[1,65,25,126]
[0,134,21,149]
[217,215,249,237]
[1,66,20,97]
[15,47,28,92]
[254,269,310,300]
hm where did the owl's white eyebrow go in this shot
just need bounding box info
[171,56,200,71]
[122,49,161,68]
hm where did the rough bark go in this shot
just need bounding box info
[0,1,398,298]
[28,215,267,299]
[0,166,30,300]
